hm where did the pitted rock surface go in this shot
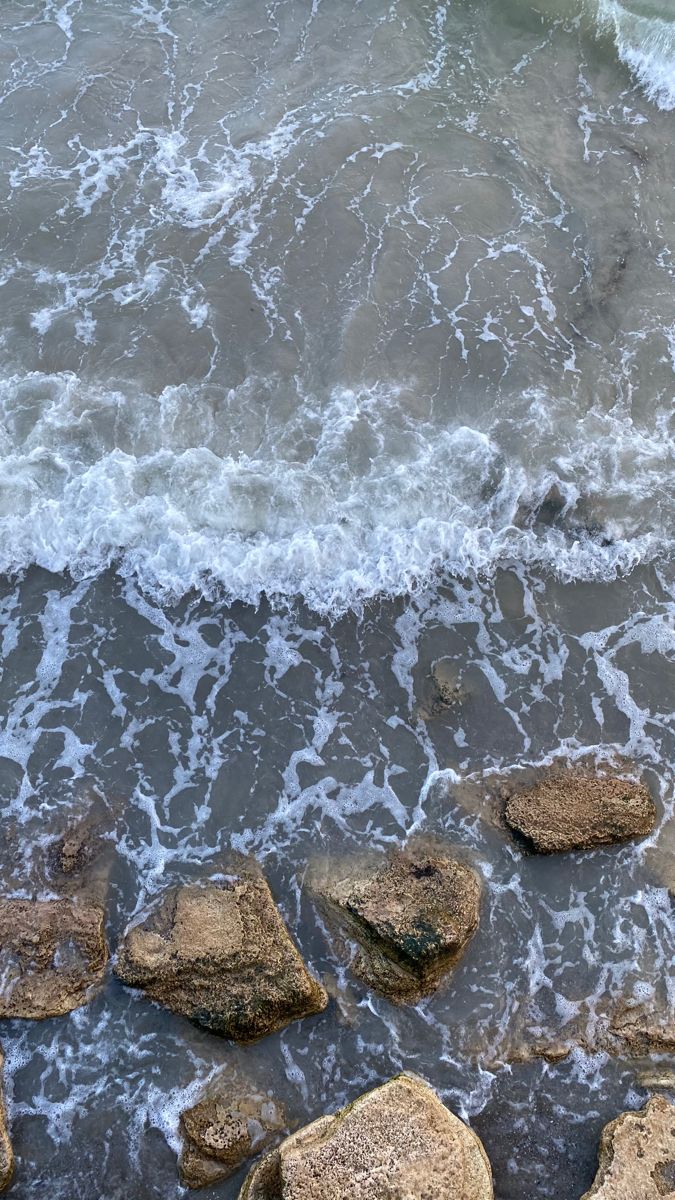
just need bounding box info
[581,1096,675,1199]
[114,872,327,1042]
[180,1088,285,1188]
[503,773,656,854]
[0,897,108,1019]
[239,1073,493,1200]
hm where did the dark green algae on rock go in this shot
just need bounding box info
[307,841,482,1004]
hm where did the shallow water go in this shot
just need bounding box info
[0,563,673,1198]
[2,0,675,606]
[0,1,674,1198]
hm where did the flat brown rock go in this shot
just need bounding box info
[0,897,108,1019]
[180,1085,285,1188]
[504,1040,571,1066]
[581,1096,675,1199]
[114,872,327,1042]
[308,843,481,1003]
[0,1048,13,1193]
[609,1005,675,1055]
[503,773,656,854]
[239,1073,493,1200]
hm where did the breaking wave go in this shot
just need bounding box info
[0,372,672,614]
[594,0,675,109]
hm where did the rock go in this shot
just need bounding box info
[239,1073,493,1200]
[637,1068,675,1090]
[48,816,106,878]
[181,1142,237,1190]
[44,809,115,911]
[609,1005,675,1055]
[415,660,465,722]
[642,840,675,894]
[534,483,568,527]
[505,1040,571,1066]
[503,772,656,854]
[0,897,108,1019]
[308,842,481,1003]
[430,661,463,709]
[484,999,675,1070]
[0,1049,13,1193]
[180,1085,285,1188]
[114,870,327,1042]
[581,1096,675,1199]
[517,483,568,530]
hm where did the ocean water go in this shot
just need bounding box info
[0,1,674,1197]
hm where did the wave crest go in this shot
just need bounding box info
[0,372,672,613]
[594,0,675,109]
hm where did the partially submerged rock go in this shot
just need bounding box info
[609,1005,675,1056]
[239,1073,493,1200]
[581,1096,675,1199]
[180,1084,285,1188]
[308,843,481,1003]
[429,660,464,712]
[503,1040,571,1067]
[637,1067,675,1090]
[0,1049,13,1193]
[48,813,108,880]
[503,773,656,854]
[483,996,675,1071]
[415,660,466,722]
[114,871,327,1042]
[0,897,108,1019]
[44,809,115,911]
[431,662,462,707]
[516,483,569,529]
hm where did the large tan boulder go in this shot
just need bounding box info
[179,1081,285,1188]
[239,1073,493,1199]
[503,773,656,854]
[308,843,481,1003]
[114,869,327,1042]
[0,1048,13,1193]
[581,1096,675,1199]
[0,897,108,1018]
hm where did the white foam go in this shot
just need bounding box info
[154,130,253,228]
[0,372,672,615]
[594,0,675,110]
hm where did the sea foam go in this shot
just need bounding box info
[0,371,672,614]
[594,0,675,110]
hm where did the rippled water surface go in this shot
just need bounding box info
[0,1,674,1197]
